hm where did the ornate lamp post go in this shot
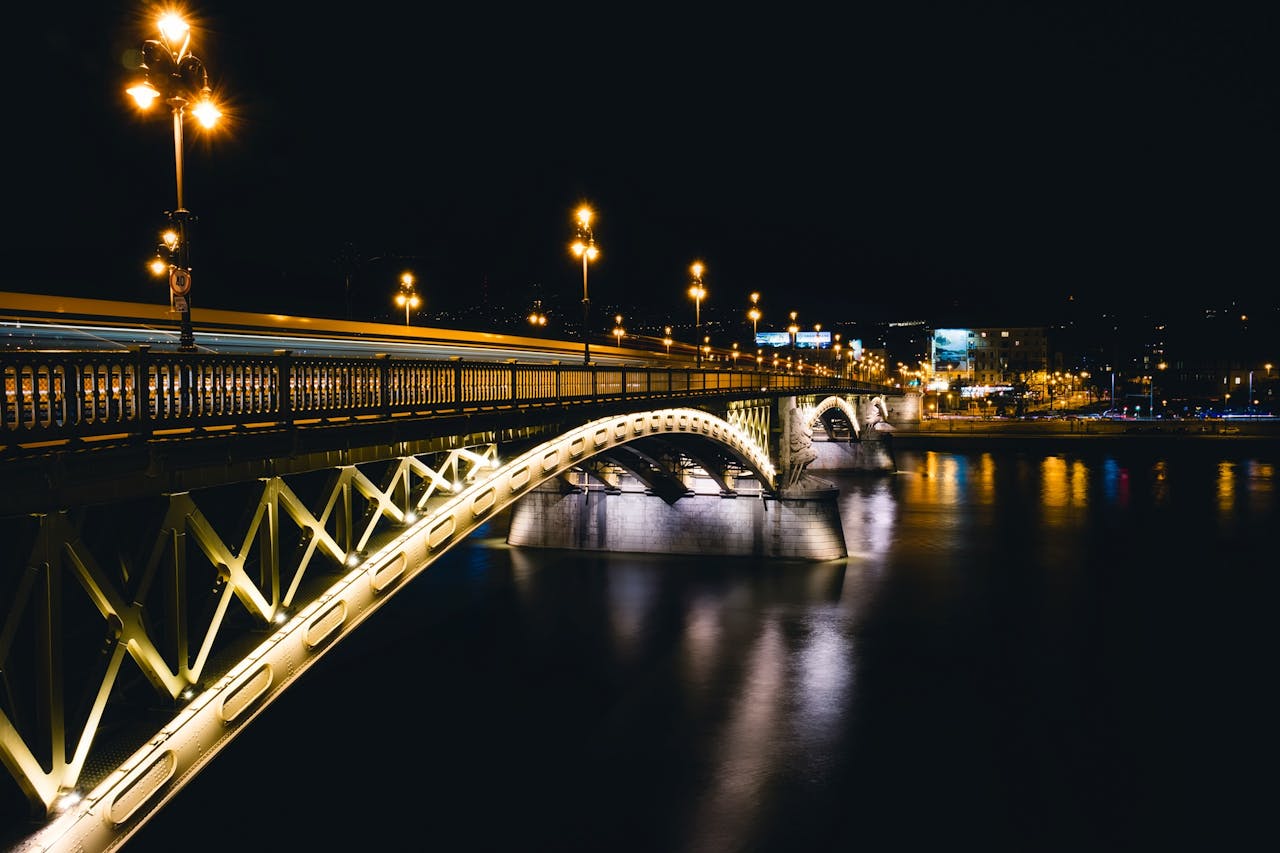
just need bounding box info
[394,272,421,325]
[527,299,547,328]
[787,311,799,355]
[748,292,761,342]
[570,206,600,365]
[663,326,673,356]
[688,262,706,367]
[613,314,626,348]
[127,11,222,352]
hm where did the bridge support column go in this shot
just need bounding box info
[506,483,846,560]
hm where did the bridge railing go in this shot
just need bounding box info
[2,347,873,448]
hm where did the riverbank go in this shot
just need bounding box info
[889,416,1280,446]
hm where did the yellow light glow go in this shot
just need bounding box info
[157,13,191,50]
[126,80,161,109]
[190,95,221,128]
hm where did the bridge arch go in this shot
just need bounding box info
[8,407,780,849]
[806,395,863,441]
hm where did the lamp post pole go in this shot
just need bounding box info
[689,262,706,368]
[127,12,222,353]
[570,207,599,365]
[394,272,420,325]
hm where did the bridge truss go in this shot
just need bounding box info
[1,407,778,852]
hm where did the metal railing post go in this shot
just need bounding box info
[134,345,152,437]
[274,349,293,426]
[378,353,392,419]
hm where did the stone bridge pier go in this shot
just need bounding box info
[505,394,902,561]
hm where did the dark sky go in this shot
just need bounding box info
[6,2,1277,330]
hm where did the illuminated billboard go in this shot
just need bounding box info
[756,332,791,348]
[755,331,831,349]
[932,328,972,372]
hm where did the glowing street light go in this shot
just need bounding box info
[570,206,600,364]
[663,326,673,355]
[747,292,761,341]
[394,272,420,325]
[688,262,706,367]
[613,314,626,348]
[127,10,223,352]
[527,299,547,328]
[787,311,799,354]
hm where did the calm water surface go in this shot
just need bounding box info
[119,442,1274,852]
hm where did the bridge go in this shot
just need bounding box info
[1,316,912,852]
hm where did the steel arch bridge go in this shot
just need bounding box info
[3,407,780,853]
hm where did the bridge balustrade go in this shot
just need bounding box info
[2,347,873,450]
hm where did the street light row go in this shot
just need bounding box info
[123,13,819,362]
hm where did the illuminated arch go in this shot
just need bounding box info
[806,395,863,440]
[13,409,778,840]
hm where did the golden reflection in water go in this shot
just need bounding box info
[1040,456,1091,526]
[975,453,996,505]
[916,451,962,505]
[1041,455,1069,509]
[1151,460,1170,505]
[1072,459,1089,505]
[1217,461,1236,512]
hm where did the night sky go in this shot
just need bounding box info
[6,2,1277,330]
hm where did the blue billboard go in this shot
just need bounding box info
[756,331,832,349]
[932,328,972,372]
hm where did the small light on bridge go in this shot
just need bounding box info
[54,791,83,813]
[273,610,288,625]
[404,511,418,524]
[346,552,362,567]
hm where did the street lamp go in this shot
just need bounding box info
[127,11,223,352]
[1149,361,1166,418]
[570,206,599,365]
[613,314,625,348]
[787,311,799,355]
[747,292,761,342]
[394,272,420,325]
[663,326,673,355]
[689,262,706,367]
[527,299,547,328]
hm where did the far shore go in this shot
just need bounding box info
[889,415,1280,442]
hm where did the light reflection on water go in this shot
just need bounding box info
[122,441,1278,853]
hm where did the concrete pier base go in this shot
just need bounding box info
[507,482,847,560]
[809,437,897,472]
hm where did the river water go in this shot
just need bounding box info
[113,440,1276,852]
